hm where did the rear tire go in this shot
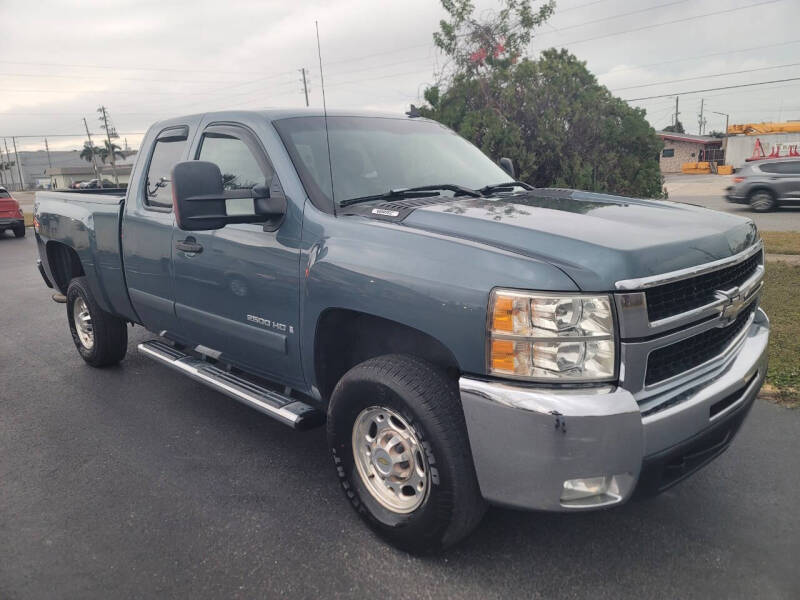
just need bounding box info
[327,354,486,553]
[13,226,25,238]
[66,276,128,367]
[749,189,776,212]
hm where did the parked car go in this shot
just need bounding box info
[0,186,25,238]
[69,181,85,189]
[34,109,769,552]
[726,157,800,211]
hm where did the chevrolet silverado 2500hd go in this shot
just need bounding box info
[34,109,769,552]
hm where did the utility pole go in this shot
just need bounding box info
[83,117,101,181]
[44,137,53,189]
[300,67,310,107]
[44,137,53,168]
[11,137,23,190]
[3,138,15,190]
[698,98,706,135]
[673,96,680,129]
[98,105,119,186]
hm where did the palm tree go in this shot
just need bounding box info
[80,142,102,163]
[98,140,124,186]
[97,140,124,164]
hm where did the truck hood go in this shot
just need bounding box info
[401,188,759,291]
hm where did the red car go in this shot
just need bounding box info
[0,187,25,238]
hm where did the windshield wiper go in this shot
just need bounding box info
[339,184,481,208]
[479,181,534,195]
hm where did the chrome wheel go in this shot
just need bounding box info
[73,296,94,350]
[352,406,430,514]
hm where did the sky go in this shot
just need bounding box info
[1,0,799,152]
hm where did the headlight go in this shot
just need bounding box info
[487,289,616,382]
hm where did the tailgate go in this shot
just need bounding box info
[0,199,19,217]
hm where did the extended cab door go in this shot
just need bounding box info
[171,122,304,387]
[122,121,197,335]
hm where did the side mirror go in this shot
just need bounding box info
[171,161,286,231]
[499,157,516,179]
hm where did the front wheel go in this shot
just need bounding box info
[66,276,128,367]
[327,354,486,553]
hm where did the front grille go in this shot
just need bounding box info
[645,250,761,321]
[645,301,756,386]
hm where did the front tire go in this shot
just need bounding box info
[66,276,128,367]
[327,354,486,553]
[749,189,776,212]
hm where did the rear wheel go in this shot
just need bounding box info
[66,276,128,367]
[327,354,486,553]
[13,226,25,238]
[749,189,776,212]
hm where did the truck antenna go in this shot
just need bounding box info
[316,20,335,212]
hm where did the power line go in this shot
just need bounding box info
[595,38,800,78]
[0,132,146,138]
[611,61,800,92]
[540,0,689,35]
[562,0,785,46]
[624,76,800,101]
[557,0,614,14]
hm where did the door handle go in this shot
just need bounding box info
[175,238,203,254]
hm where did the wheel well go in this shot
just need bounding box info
[313,309,460,401]
[747,186,775,199]
[46,242,85,293]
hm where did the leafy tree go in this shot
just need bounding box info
[662,120,685,134]
[79,142,102,164]
[98,140,125,164]
[421,0,665,198]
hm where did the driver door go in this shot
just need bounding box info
[171,123,304,387]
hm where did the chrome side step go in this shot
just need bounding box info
[138,340,324,430]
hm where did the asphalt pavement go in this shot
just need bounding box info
[1,232,799,599]
[664,174,800,231]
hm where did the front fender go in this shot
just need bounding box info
[299,208,578,390]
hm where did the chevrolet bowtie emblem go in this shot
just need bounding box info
[719,289,747,324]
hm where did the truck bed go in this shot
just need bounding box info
[35,191,137,322]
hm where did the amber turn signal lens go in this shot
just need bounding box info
[492,296,514,332]
[490,339,516,372]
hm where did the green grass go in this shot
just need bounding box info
[760,261,800,407]
[761,231,800,256]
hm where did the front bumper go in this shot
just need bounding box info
[459,309,769,511]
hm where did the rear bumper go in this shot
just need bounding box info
[0,217,24,228]
[459,309,769,511]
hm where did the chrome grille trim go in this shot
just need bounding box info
[615,241,763,291]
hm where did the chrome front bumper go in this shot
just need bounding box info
[459,308,769,511]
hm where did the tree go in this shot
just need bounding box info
[662,120,685,133]
[98,140,124,164]
[79,142,102,164]
[421,0,665,198]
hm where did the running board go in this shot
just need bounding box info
[138,340,324,430]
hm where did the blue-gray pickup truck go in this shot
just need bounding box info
[34,109,769,552]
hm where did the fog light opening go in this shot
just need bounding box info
[561,475,626,507]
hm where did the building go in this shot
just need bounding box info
[724,122,800,168]
[46,164,134,189]
[656,131,724,173]
[0,147,137,190]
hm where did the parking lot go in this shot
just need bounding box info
[1,232,799,599]
[664,174,800,231]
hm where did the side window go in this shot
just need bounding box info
[760,163,779,174]
[198,132,272,191]
[144,130,188,209]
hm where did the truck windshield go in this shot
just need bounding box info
[273,116,510,209]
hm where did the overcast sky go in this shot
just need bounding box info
[1,0,799,151]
